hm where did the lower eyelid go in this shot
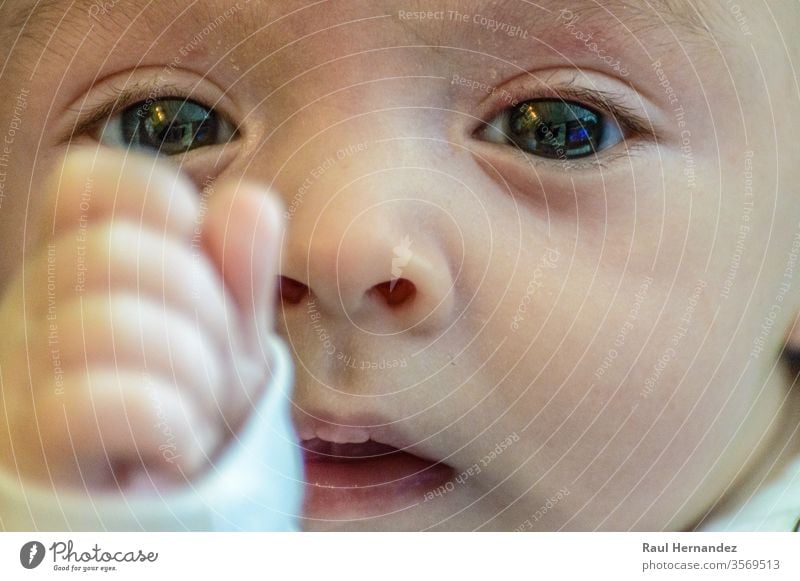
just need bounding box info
[476,136,651,174]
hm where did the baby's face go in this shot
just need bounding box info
[1,0,799,530]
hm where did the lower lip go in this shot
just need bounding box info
[302,451,454,519]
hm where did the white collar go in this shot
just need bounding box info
[698,454,800,531]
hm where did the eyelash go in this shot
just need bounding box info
[474,83,657,170]
[69,80,656,170]
[68,81,237,145]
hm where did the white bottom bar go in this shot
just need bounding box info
[1,532,798,580]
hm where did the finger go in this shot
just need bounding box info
[37,146,199,248]
[33,369,219,490]
[30,293,228,423]
[26,221,236,360]
[200,179,284,354]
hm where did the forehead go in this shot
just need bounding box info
[5,0,716,47]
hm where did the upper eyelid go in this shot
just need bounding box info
[474,76,660,143]
[66,79,236,140]
[471,78,659,173]
[545,86,656,140]
[67,81,175,138]
[71,73,657,155]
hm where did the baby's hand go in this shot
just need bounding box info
[0,147,284,494]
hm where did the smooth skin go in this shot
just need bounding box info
[0,0,799,530]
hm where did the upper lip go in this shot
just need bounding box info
[294,414,444,465]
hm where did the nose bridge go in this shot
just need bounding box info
[279,135,457,332]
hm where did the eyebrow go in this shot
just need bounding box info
[405,0,718,47]
[4,0,133,49]
[569,0,716,43]
[4,0,212,48]
[7,0,96,33]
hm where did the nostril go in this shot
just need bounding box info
[278,275,310,304]
[371,278,417,307]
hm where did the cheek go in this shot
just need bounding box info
[458,176,719,502]
[450,140,793,524]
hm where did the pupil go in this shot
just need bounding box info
[123,99,218,155]
[509,100,602,160]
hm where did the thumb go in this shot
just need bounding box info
[201,179,284,355]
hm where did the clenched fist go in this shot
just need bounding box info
[0,147,293,515]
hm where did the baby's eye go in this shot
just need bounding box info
[478,99,623,160]
[98,98,237,156]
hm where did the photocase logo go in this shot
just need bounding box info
[20,541,46,569]
[390,235,413,292]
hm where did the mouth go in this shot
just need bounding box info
[301,437,455,520]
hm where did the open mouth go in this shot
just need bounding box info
[301,437,455,519]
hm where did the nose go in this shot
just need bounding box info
[279,188,455,334]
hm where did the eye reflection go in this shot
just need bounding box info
[481,99,621,160]
[99,98,237,156]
